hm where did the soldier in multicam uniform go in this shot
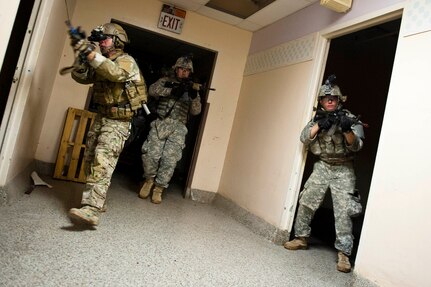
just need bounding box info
[68,23,148,226]
[138,56,201,204]
[283,75,364,273]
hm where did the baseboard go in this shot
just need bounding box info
[5,163,290,245]
[34,160,55,176]
[190,188,216,203]
[0,160,55,206]
[0,162,35,205]
[0,186,6,206]
[209,192,290,245]
[349,273,379,287]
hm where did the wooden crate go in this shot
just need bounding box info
[54,107,96,183]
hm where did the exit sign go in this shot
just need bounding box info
[158,4,186,34]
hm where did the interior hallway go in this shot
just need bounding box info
[0,170,365,286]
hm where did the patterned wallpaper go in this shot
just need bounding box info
[244,34,317,76]
[402,0,431,37]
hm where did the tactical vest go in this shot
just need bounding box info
[125,73,148,111]
[309,131,354,164]
[92,53,148,120]
[157,96,190,124]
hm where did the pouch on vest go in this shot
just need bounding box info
[124,75,148,111]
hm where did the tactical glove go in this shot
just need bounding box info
[317,117,333,130]
[73,39,96,57]
[339,114,355,132]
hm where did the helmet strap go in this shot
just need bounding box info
[100,45,116,57]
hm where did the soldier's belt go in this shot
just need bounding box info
[320,154,354,165]
[97,104,134,120]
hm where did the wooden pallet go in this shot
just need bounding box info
[53,107,96,183]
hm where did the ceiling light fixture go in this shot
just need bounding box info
[320,0,352,13]
[205,0,276,19]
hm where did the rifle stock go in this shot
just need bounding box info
[59,21,88,75]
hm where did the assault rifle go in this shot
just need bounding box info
[314,108,368,135]
[164,80,216,96]
[59,21,94,75]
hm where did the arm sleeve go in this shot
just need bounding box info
[71,64,95,84]
[300,121,317,146]
[89,53,139,83]
[149,77,173,98]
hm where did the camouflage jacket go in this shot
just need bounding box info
[300,109,364,164]
[149,76,201,124]
[72,50,147,119]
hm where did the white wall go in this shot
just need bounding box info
[250,0,404,54]
[224,0,431,285]
[0,0,74,183]
[219,59,314,226]
[36,0,252,193]
[8,0,76,181]
[218,0,407,231]
[0,1,20,68]
[355,8,431,286]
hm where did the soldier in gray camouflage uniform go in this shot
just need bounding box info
[68,23,148,226]
[139,56,201,204]
[283,75,364,273]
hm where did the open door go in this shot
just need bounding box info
[0,0,36,125]
[295,18,401,261]
[0,0,40,184]
[111,20,217,198]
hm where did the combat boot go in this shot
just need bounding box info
[151,185,164,204]
[139,177,154,199]
[283,237,308,250]
[68,205,100,226]
[336,252,351,273]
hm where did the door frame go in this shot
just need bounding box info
[280,3,405,232]
[111,19,218,197]
[0,0,53,185]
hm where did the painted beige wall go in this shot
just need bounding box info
[36,0,251,193]
[219,61,314,226]
[4,0,74,183]
[355,28,431,287]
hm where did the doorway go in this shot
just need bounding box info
[111,20,217,196]
[295,18,401,260]
[0,0,36,126]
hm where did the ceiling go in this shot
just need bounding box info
[160,0,319,32]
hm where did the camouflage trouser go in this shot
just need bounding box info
[141,118,187,188]
[294,160,356,255]
[81,115,131,209]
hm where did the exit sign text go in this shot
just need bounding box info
[158,4,186,34]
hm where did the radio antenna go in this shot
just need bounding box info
[64,0,70,22]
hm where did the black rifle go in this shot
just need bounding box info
[314,109,368,135]
[165,80,216,94]
[59,21,93,75]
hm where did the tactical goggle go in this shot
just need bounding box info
[87,26,109,42]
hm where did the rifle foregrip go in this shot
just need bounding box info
[164,81,177,88]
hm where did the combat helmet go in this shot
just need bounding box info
[88,23,128,49]
[318,74,347,102]
[173,54,194,73]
